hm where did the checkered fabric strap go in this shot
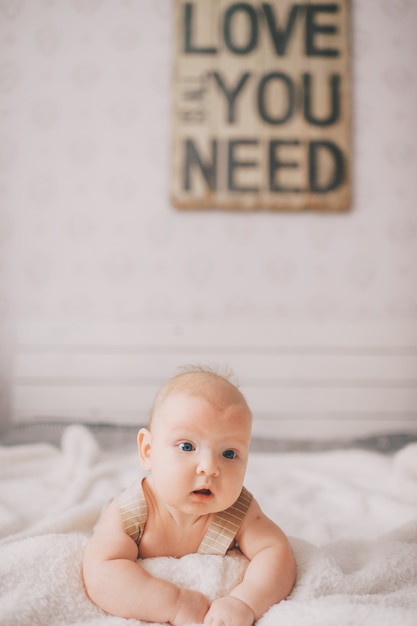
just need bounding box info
[118,481,252,554]
[118,479,147,546]
[198,486,253,555]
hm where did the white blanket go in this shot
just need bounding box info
[1,426,416,626]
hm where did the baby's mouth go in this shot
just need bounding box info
[193,488,212,496]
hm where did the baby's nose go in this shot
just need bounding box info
[197,452,219,476]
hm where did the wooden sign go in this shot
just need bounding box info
[171,0,351,211]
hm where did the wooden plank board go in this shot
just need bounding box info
[15,353,417,383]
[252,416,417,439]
[171,0,351,211]
[12,319,417,439]
[13,385,417,418]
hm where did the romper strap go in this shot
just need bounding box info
[198,486,253,555]
[117,479,147,546]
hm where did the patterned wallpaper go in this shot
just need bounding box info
[0,1,417,419]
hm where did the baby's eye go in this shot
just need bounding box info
[222,449,237,460]
[178,441,195,452]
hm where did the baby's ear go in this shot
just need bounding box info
[137,428,152,471]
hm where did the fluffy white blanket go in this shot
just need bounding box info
[1,426,417,626]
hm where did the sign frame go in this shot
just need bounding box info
[171,0,351,212]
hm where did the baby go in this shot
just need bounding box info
[83,367,296,625]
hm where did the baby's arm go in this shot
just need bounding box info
[82,499,209,626]
[204,498,296,626]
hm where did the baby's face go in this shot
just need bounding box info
[140,391,252,517]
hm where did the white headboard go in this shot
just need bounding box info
[11,319,417,440]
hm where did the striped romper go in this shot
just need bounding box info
[118,480,253,556]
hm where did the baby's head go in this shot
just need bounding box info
[139,367,252,514]
[148,366,252,431]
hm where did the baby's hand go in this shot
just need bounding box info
[204,596,255,626]
[171,587,210,626]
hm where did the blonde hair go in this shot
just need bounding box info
[148,365,251,429]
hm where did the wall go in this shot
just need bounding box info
[1,1,416,432]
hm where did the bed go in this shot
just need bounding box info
[1,422,416,626]
[1,320,417,625]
